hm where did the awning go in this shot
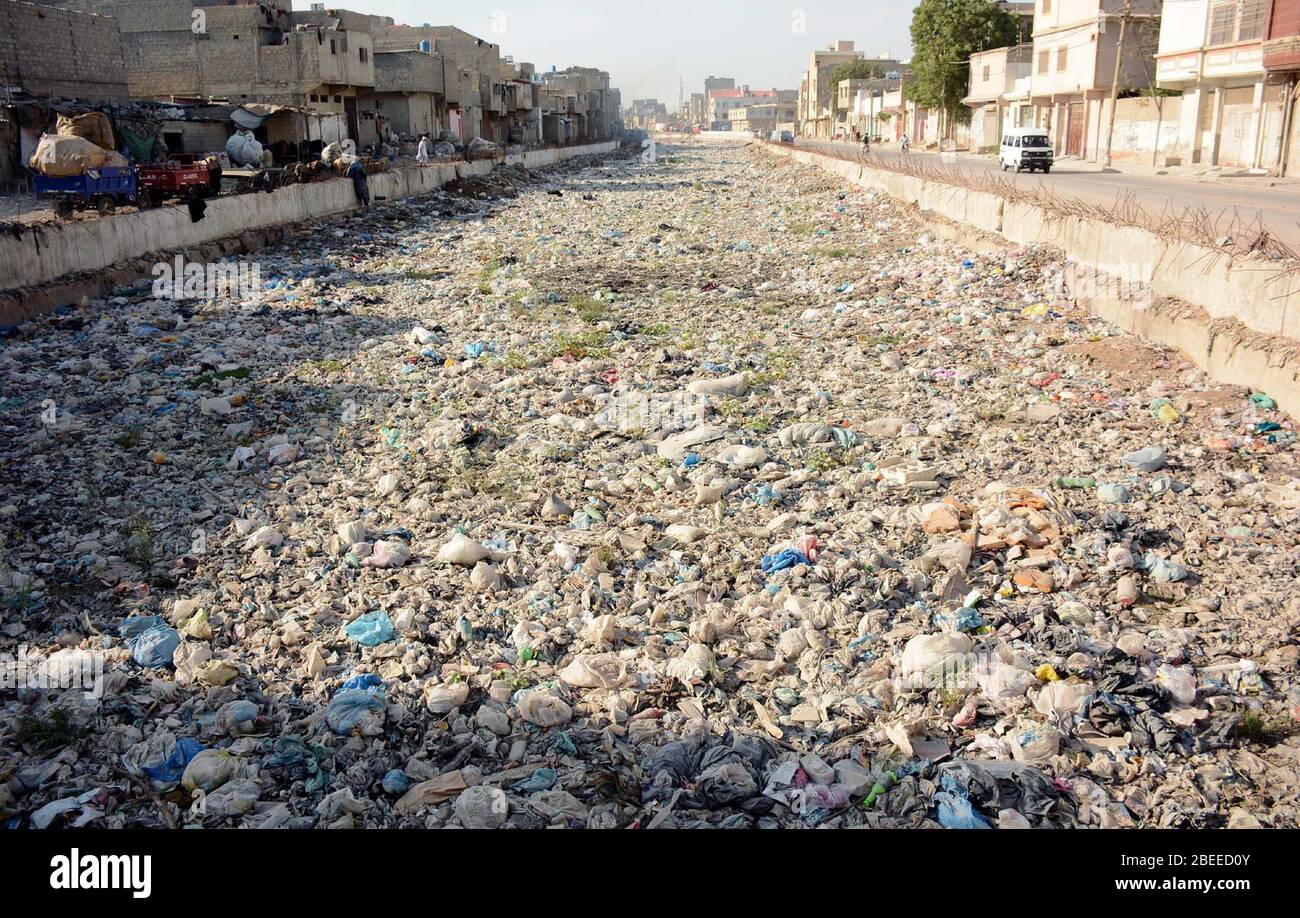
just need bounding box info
[231,104,297,131]
[230,107,271,131]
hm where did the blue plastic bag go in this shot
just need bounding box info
[339,673,384,693]
[936,792,992,829]
[141,738,205,783]
[511,767,558,793]
[324,689,386,735]
[345,611,394,646]
[119,615,181,668]
[761,549,810,574]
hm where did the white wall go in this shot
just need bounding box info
[1158,0,1209,55]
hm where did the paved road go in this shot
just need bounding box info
[795,139,1300,252]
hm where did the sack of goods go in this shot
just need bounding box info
[224,130,265,168]
[29,133,127,177]
[56,112,116,150]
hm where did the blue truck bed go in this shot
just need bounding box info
[33,165,136,198]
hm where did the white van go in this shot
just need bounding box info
[999,127,1054,173]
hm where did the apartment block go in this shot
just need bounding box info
[727,101,798,135]
[1029,0,1162,159]
[964,44,1034,151]
[798,40,863,138]
[358,48,447,144]
[1157,0,1277,169]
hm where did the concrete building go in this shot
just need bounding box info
[1029,0,1163,160]
[727,101,798,135]
[627,98,667,131]
[708,87,794,131]
[499,59,541,146]
[97,1,376,142]
[838,74,904,139]
[1265,0,1300,174]
[879,88,906,141]
[686,91,706,127]
[358,48,447,144]
[798,40,863,138]
[0,0,129,102]
[372,23,506,143]
[542,67,617,143]
[964,44,1034,151]
[1156,0,1276,169]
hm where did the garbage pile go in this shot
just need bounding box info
[1,140,1297,830]
[467,137,502,161]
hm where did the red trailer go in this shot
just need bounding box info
[136,155,222,206]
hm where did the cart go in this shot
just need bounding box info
[136,155,222,207]
[33,165,139,219]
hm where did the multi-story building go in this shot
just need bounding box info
[964,44,1034,151]
[879,87,906,141]
[627,98,667,131]
[1,0,130,102]
[1028,0,1163,159]
[94,1,375,141]
[727,101,798,135]
[542,67,617,143]
[798,40,863,138]
[1157,0,1275,168]
[686,92,706,127]
[837,74,904,139]
[1265,0,1300,173]
[708,87,795,131]
[358,48,447,144]
[372,23,507,143]
[499,58,541,146]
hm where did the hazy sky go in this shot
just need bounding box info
[292,1,915,105]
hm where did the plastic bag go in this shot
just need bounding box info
[344,610,394,646]
[224,130,264,167]
[119,615,181,669]
[936,792,992,829]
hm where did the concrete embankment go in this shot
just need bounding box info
[0,141,618,322]
[755,141,1300,415]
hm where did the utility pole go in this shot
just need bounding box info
[1102,0,1132,169]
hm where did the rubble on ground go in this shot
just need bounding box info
[1,141,1298,830]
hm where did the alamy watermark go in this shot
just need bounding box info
[1,644,106,697]
[151,256,262,303]
[592,389,708,436]
[1044,259,1153,308]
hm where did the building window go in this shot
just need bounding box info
[1042,0,1051,13]
[360,48,369,63]
[1038,50,1049,74]
[1209,0,1269,45]
[1056,46,1068,72]
[330,39,337,54]
[982,65,990,82]
[1239,0,1270,41]
[334,95,343,103]
[1209,1,1235,44]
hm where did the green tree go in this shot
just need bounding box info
[910,0,1019,131]
[829,59,887,113]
